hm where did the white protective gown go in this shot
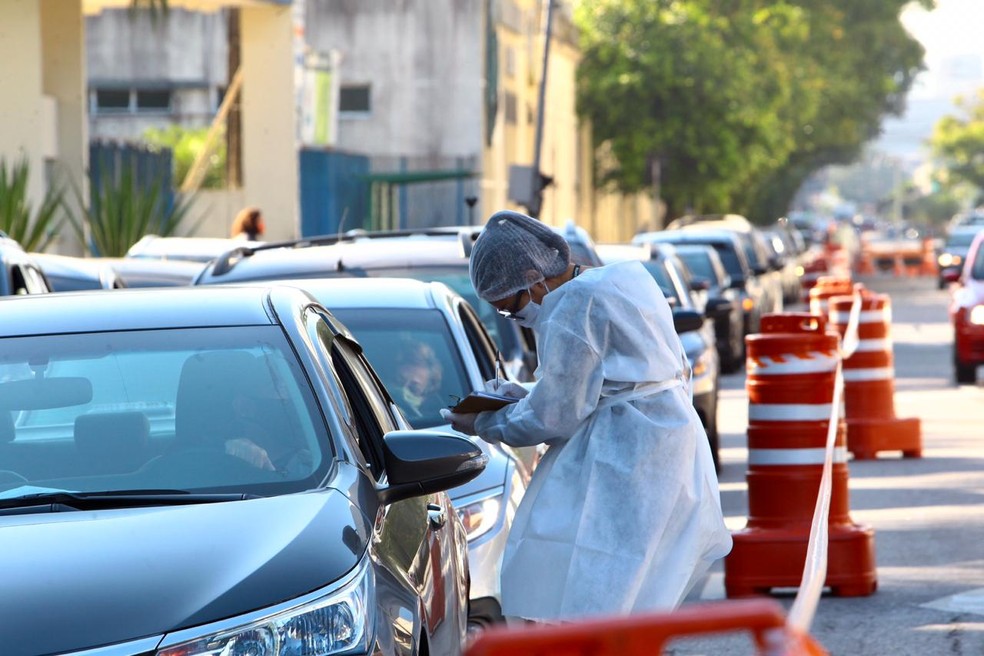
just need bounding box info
[473,260,732,622]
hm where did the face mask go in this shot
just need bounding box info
[513,289,542,328]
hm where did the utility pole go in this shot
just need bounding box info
[225,8,242,188]
[527,0,555,219]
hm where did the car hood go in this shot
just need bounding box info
[0,490,370,656]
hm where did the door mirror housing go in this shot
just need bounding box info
[378,430,488,504]
[672,309,704,334]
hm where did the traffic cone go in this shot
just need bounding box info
[724,313,877,598]
[799,257,830,305]
[919,238,938,277]
[808,275,853,318]
[827,290,922,460]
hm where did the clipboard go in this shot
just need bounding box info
[449,391,519,414]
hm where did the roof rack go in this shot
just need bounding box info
[207,226,485,277]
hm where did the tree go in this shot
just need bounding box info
[575,0,931,222]
[930,88,984,194]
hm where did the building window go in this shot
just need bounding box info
[504,91,517,125]
[95,89,131,113]
[339,84,371,114]
[136,89,172,112]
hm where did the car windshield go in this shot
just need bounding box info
[330,308,472,430]
[973,247,984,281]
[947,232,979,248]
[0,326,328,499]
[341,266,522,359]
[676,251,719,285]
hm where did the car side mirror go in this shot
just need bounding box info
[706,297,735,319]
[753,265,769,276]
[729,277,746,291]
[690,277,711,292]
[377,430,488,505]
[672,309,704,334]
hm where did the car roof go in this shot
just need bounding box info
[197,232,479,284]
[126,235,266,263]
[0,286,308,336]
[254,276,451,312]
[635,228,741,245]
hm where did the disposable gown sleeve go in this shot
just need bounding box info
[473,324,605,447]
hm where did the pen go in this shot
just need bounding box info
[495,349,502,390]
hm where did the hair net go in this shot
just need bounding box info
[470,210,572,302]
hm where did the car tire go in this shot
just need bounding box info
[955,361,977,384]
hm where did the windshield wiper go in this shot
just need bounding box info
[0,490,261,514]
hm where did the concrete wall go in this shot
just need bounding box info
[0,1,47,205]
[86,9,228,141]
[306,0,485,159]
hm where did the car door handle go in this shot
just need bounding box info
[427,503,446,528]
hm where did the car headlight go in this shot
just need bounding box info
[689,348,714,378]
[157,559,374,656]
[938,253,960,267]
[971,305,984,326]
[456,492,502,541]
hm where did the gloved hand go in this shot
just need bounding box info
[439,408,479,435]
[483,379,530,399]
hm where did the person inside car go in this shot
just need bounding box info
[441,210,732,624]
[392,336,446,422]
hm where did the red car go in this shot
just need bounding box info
[945,229,984,384]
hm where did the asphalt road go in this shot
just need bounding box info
[674,273,984,655]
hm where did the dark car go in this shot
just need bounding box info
[30,252,126,291]
[938,225,984,290]
[596,243,721,471]
[634,227,766,337]
[193,230,538,383]
[256,276,536,636]
[0,286,483,656]
[670,243,745,372]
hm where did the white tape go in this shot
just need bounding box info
[748,352,839,376]
[842,367,893,382]
[748,447,849,466]
[749,404,834,422]
[853,338,891,353]
[829,308,891,325]
[787,288,862,635]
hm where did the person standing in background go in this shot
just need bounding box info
[231,207,265,241]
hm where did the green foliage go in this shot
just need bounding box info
[575,0,932,221]
[0,157,65,251]
[930,89,984,193]
[143,125,227,190]
[67,166,199,257]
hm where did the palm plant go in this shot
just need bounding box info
[0,157,65,251]
[68,165,199,257]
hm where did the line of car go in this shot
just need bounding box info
[0,215,822,655]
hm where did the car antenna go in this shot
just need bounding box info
[335,207,350,242]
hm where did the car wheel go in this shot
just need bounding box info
[938,277,946,291]
[955,361,977,384]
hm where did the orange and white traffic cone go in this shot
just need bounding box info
[808,276,854,318]
[827,290,922,460]
[724,313,877,598]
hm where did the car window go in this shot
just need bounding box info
[640,260,679,304]
[329,308,471,430]
[973,245,984,281]
[677,250,719,286]
[0,326,327,494]
[344,265,523,362]
[947,232,979,248]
